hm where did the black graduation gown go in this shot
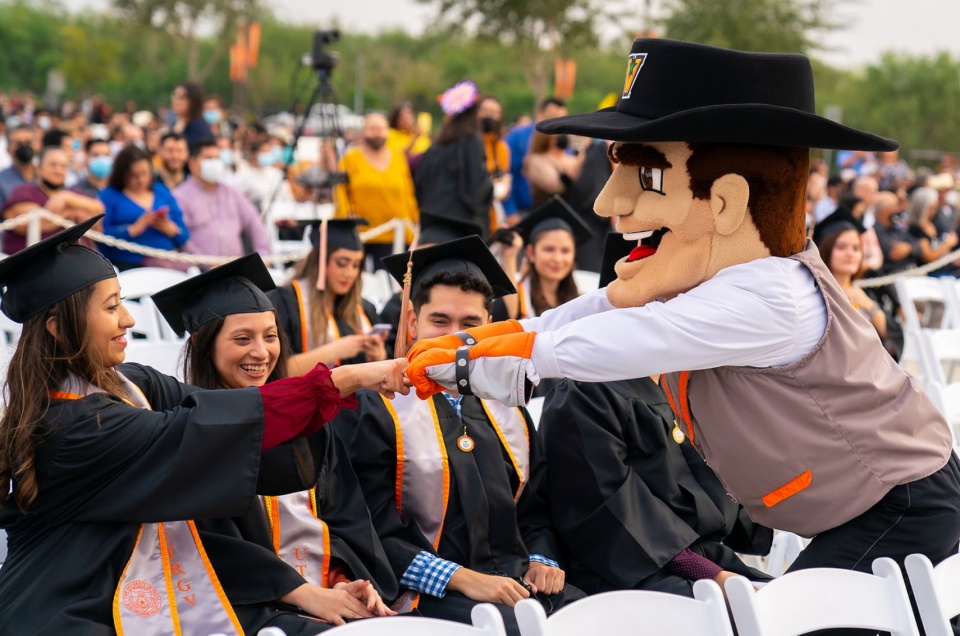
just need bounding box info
[271,285,380,365]
[540,378,771,597]
[0,363,332,636]
[335,391,583,633]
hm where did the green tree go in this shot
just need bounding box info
[659,0,846,55]
[417,0,603,105]
[0,0,65,93]
[112,0,260,83]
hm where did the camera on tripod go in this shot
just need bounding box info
[301,29,340,73]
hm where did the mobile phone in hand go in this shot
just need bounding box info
[154,206,170,217]
[369,323,392,338]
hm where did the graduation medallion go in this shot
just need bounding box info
[672,420,686,444]
[457,426,475,452]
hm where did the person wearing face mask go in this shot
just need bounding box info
[99,145,189,270]
[334,112,418,270]
[203,94,227,137]
[174,138,271,261]
[73,138,113,199]
[0,124,38,211]
[237,140,291,210]
[477,96,512,231]
[2,146,105,254]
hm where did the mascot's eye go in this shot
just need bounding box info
[639,167,666,195]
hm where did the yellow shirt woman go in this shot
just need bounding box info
[335,146,419,244]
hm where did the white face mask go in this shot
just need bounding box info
[946,190,959,208]
[199,157,224,184]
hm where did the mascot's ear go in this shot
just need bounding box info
[709,173,750,236]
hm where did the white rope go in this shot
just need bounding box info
[855,246,960,288]
[2,210,414,268]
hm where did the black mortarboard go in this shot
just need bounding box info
[492,195,594,247]
[152,253,277,337]
[419,212,483,246]
[382,236,516,299]
[599,232,635,288]
[306,218,369,251]
[0,215,115,323]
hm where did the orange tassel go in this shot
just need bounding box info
[316,219,328,291]
[394,230,420,359]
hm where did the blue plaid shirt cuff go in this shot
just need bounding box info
[530,554,559,569]
[399,551,463,598]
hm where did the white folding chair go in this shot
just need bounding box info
[939,277,960,329]
[117,267,193,300]
[726,557,919,636]
[124,298,166,342]
[572,270,600,294]
[515,580,733,636]
[906,552,960,636]
[0,527,6,569]
[764,531,809,577]
[330,602,506,636]
[362,269,399,314]
[919,329,960,386]
[124,341,184,380]
[896,276,950,373]
[922,381,960,448]
[0,312,21,345]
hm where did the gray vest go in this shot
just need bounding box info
[663,241,951,537]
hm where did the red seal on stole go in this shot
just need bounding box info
[122,580,163,617]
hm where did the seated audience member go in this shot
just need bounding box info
[0,124,37,210]
[540,233,771,597]
[154,132,189,192]
[99,145,189,270]
[72,138,112,199]
[818,221,887,342]
[907,186,960,276]
[152,254,399,624]
[336,237,585,634]
[813,175,843,223]
[174,138,270,260]
[874,190,921,275]
[1,146,104,254]
[236,139,290,210]
[270,219,386,373]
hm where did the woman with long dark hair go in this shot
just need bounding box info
[171,81,213,146]
[0,217,407,635]
[99,144,190,270]
[154,253,399,625]
[271,219,386,375]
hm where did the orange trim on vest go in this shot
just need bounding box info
[186,521,244,634]
[662,371,694,444]
[264,496,282,554]
[517,281,528,318]
[762,470,813,508]
[426,397,450,550]
[291,279,310,354]
[49,391,84,400]
[381,397,406,514]
[157,523,184,636]
[308,488,332,588]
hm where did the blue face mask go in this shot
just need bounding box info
[219,148,234,166]
[258,151,276,168]
[203,109,222,125]
[88,155,113,179]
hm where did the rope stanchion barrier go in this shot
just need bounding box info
[1,210,415,268]
[855,246,960,288]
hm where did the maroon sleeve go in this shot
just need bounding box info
[257,363,358,450]
[664,548,724,581]
[2,183,46,212]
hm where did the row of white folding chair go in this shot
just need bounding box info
[362,269,399,314]
[516,581,733,636]
[726,557,919,636]
[124,341,184,380]
[906,552,960,636]
[764,530,809,577]
[327,603,506,635]
[896,276,952,371]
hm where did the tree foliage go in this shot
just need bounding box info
[659,0,846,55]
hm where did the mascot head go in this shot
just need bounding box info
[539,39,897,308]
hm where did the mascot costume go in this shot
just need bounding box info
[406,38,960,585]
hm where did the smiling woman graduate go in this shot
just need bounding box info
[0,216,407,635]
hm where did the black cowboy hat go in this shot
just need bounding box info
[538,38,898,151]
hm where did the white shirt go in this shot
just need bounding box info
[522,256,828,382]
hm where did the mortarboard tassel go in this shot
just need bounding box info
[394,230,420,359]
[316,218,328,292]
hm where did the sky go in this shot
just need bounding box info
[72,0,960,69]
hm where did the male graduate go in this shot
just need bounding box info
[406,38,960,592]
[540,233,770,597]
[335,236,583,635]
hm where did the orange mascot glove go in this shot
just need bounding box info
[406,330,537,406]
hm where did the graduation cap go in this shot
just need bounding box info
[152,253,277,337]
[419,212,483,246]
[491,195,595,247]
[304,218,368,292]
[305,218,369,251]
[382,236,517,300]
[0,215,115,323]
[599,232,635,288]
